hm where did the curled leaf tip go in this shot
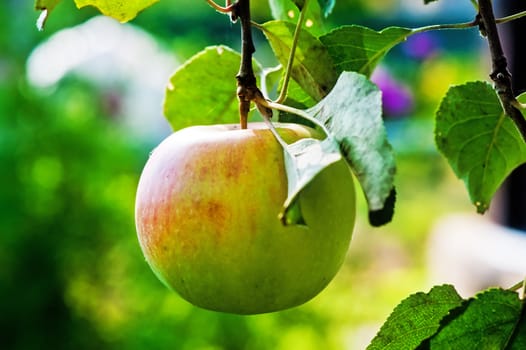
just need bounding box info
[368,187,396,226]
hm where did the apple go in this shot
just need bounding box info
[135,122,356,314]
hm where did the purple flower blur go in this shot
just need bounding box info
[371,67,414,118]
[402,32,439,60]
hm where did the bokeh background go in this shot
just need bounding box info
[2,1,522,349]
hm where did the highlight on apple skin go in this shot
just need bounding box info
[135,122,356,314]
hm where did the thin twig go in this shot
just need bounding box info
[496,10,526,25]
[508,279,526,299]
[275,0,310,104]
[478,0,526,143]
[205,0,235,13]
[508,280,524,292]
[233,0,258,129]
[412,19,479,34]
[409,10,526,34]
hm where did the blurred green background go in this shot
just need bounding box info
[1,1,486,349]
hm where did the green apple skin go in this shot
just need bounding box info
[135,122,356,314]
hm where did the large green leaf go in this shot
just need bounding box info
[283,79,317,109]
[164,46,247,131]
[307,71,396,224]
[261,20,338,101]
[368,285,464,350]
[435,81,526,213]
[319,25,412,77]
[370,286,526,349]
[509,299,526,350]
[429,289,524,349]
[74,0,159,22]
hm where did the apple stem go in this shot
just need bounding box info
[231,0,263,129]
[207,0,272,129]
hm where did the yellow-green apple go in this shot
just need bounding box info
[135,122,356,314]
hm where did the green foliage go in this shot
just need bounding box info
[435,82,526,213]
[164,46,244,131]
[261,20,338,101]
[0,78,146,349]
[369,285,464,350]
[319,25,412,77]
[428,289,524,349]
[73,0,159,22]
[370,286,526,350]
[36,0,159,26]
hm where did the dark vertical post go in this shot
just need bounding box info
[497,0,526,232]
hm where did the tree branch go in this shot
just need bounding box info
[232,0,261,129]
[478,0,526,142]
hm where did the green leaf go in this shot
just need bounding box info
[262,20,338,101]
[282,79,317,109]
[368,285,464,350]
[285,0,335,17]
[164,46,247,131]
[435,81,526,213]
[269,0,296,19]
[307,71,396,224]
[74,0,159,22]
[35,0,61,30]
[280,136,343,225]
[268,0,326,34]
[319,25,412,77]
[508,299,526,350]
[429,289,524,349]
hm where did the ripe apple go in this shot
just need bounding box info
[135,122,356,314]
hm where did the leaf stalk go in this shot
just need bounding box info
[410,10,526,34]
[275,0,310,104]
[230,0,259,129]
[255,96,331,137]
